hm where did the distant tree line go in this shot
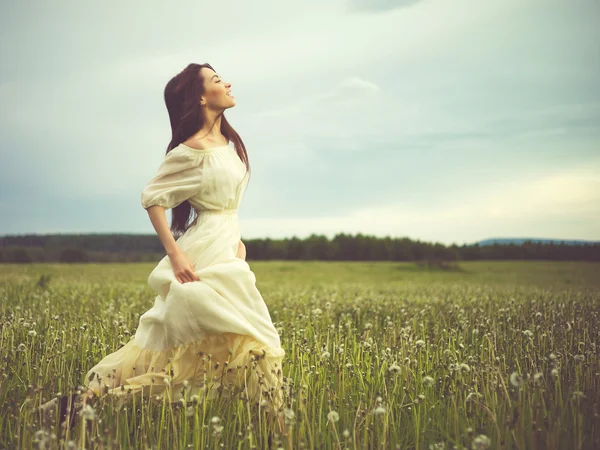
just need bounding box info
[1,233,598,263]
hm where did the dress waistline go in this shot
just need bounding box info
[197,209,238,215]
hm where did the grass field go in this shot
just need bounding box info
[1,260,599,449]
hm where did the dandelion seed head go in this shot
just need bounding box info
[509,372,523,388]
[373,405,386,415]
[388,363,401,374]
[327,410,339,423]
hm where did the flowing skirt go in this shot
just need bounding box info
[84,211,285,412]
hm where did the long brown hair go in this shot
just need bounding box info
[163,63,251,237]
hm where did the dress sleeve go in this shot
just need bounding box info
[141,148,203,210]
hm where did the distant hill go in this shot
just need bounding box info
[476,238,599,247]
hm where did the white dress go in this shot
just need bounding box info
[84,142,285,412]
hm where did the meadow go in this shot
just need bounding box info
[1,260,598,449]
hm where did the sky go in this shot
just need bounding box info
[1,0,599,246]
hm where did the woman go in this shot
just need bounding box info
[40,63,287,436]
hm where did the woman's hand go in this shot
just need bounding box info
[236,240,247,260]
[168,249,200,284]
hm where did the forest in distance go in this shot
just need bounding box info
[1,232,598,264]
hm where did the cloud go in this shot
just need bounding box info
[346,0,426,14]
[239,165,600,245]
[253,76,382,120]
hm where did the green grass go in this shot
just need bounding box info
[1,260,599,449]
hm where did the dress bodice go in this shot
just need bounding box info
[141,143,249,213]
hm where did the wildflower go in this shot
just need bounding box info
[388,363,401,374]
[430,443,446,450]
[33,429,50,447]
[522,330,533,338]
[509,372,523,388]
[572,391,586,400]
[321,351,330,360]
[373,406,386,415]
[283,407,296,425]
[466,392,482,402]
[415,340,425,348]
[80,404,95,421]
[472,434,491,449]
[423,376,434,387]
[472,329,479,335]
[574,354,585,362]
[210,416,221,424]
[312,308,322,316]
[327,410,340,423]
[533,372,543,383]
[364,322,373,330]
[28,330,37,337]
[342,428,350,438]
[186,406,195,417]
[459,363,471,372]
[551,368,559,378]
[190,394,200,404]
[17,343,26,352]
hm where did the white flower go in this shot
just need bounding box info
[430,442,446,450]
[415,340,425,348]
[388,363,401,374]
[17,343,26,352]
[522,330,533,338]
[551,368,559,377]
[283,407,296,425]
[509,372,523,388]
[321,351,330,360]
[574,354,585,362]
[533,372,543,383]
[312,308,323,316]
[459,363,471,372]
[79,404,95,421]
[423,376,434,387]
[327,410,340,423]
[373,406,386,415]
[342,428,350,438]
[364,322,373,329]
[210,416,221,424]
[472,434,491,449]
[28,330,37,337]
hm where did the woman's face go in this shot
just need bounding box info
[200,67,235,110]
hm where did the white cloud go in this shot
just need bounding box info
[240,166,600,244]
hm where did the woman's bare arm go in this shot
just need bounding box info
[146,205,199,283]
[236,239,246,260]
